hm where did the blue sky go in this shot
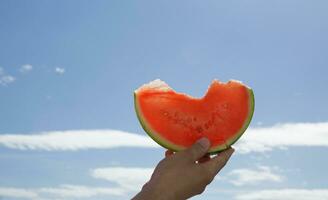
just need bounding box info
[0,1,327,199]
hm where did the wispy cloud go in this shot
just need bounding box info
[0,167,155,199]
[0,67,16,86]
[0,75,15,85]
[0,185,125,199]
[236,122,328,153]
[0,187,39,199]
[19,64,33,73]
[55,67,65,74]
[225,166,283,186]
[235,189,328,200]
[91,167,154,191]
[0,122,328,152]
[39,185,125,198]
[3,186,328,200]
[0,130,158,151]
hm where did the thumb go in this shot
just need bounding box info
[183,138,210,162]
[200,147,234,177]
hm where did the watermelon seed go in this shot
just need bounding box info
[196,126,203,133]
[215,111,225,120]
[187,132,194,138]
[222,103,229,109]
[212,118,216,124]
[211,113,216,121]
[208,120,212,127]
[163,111,169,116]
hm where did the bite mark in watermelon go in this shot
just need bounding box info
[134,79,255,153]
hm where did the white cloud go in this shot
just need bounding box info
[91,167,154,191]
[0,130,159,151]
[1,122,328,153]
[235,122,328,153]
[235,189,328,200]
[0,167,154,199]
[0,75,15,85]
[0,185,125,200]
[39,185,125,198]
[0,187,39,199]
[20,64,33,73]
[0,167,155,199]
[226,166,283,186]
[55,67,65,74]
[0,67,16,86]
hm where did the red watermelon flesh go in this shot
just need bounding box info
[134,79,254,153]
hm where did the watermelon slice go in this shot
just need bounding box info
[134,79,254,153]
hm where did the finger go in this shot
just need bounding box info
[165,150,174,157]
[141,181,149,190]
[198,154,211,163]
[201,147,234,176]
[182,137,210,162]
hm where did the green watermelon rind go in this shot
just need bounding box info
[134,88,255,154]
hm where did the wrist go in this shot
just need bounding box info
[132,182,173,200]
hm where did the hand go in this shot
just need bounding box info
[132,138,234,200]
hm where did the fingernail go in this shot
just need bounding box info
[197,138,210,149]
